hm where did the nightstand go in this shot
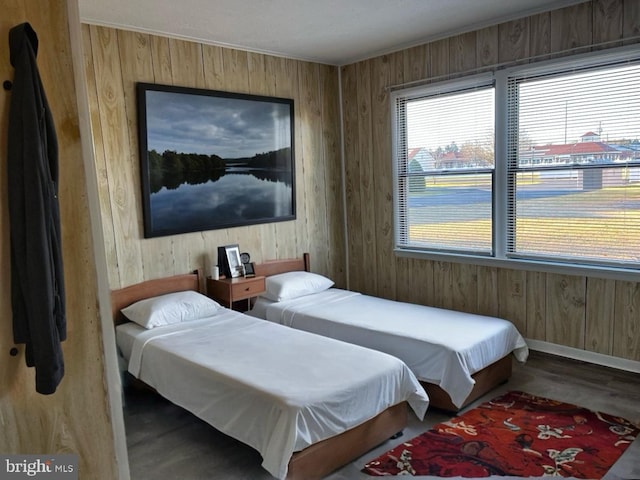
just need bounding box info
[206,275,266,311]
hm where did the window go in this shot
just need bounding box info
[393,46,640,274]
[392,75,495,256]
[506,59,640,269]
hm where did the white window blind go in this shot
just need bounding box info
[506,60,640,267]
[393,76,495,255]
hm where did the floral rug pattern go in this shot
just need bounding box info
[363,391,639,478]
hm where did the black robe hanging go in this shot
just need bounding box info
[7,22,66,395]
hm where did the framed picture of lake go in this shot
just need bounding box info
[136,82,296,238]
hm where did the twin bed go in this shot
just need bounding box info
[250,253,529,412]
[112,270,428,480]
[112,254,528,479]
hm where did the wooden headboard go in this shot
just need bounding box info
[110,270,201,326]
[253,253,310,277]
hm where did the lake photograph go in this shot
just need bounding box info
[137,83,295,238]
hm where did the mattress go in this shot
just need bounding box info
[249,289,529,409]
[116,309,429,479]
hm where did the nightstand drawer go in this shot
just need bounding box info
[229,276,266,301]
[206,275,266,310]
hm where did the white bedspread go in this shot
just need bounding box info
[250,289,529,409]
[117,309,428,479]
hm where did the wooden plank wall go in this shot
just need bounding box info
[341,0,640,362]
[0,0,119,477]
[82,25,345,290]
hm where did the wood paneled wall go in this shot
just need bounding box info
[82,25,345,290]
[0,1,119,477]
[341,0,640,362]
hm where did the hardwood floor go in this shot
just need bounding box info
[122,351,640,479]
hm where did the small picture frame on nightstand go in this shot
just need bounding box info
[244,262,256,277]
[218,244,242,278]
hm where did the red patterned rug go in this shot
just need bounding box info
[363,391,639,478]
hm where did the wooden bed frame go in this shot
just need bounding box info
[111,269,407,480]
[253,253,513,412]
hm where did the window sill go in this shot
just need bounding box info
[394,248,640,282]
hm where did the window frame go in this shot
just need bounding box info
[392,44,640,281]
[391,73,496,257]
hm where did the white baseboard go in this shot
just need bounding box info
[526,338,640,374]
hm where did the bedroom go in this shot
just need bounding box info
[0,0,639,479]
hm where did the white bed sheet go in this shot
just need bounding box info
[116,309,428,479]
[249,289,529,409]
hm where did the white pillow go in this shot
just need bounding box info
[121,290,220,329]
[263,271,334,302]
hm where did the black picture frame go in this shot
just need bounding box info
[137,82,296,238]
[217,244,242,278]
[243,262,256,277]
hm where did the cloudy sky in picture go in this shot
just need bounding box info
[144,89,292,159]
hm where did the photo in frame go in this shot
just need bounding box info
[243,262,256,277]
[137,82,296,238]
[218,244,242,278]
